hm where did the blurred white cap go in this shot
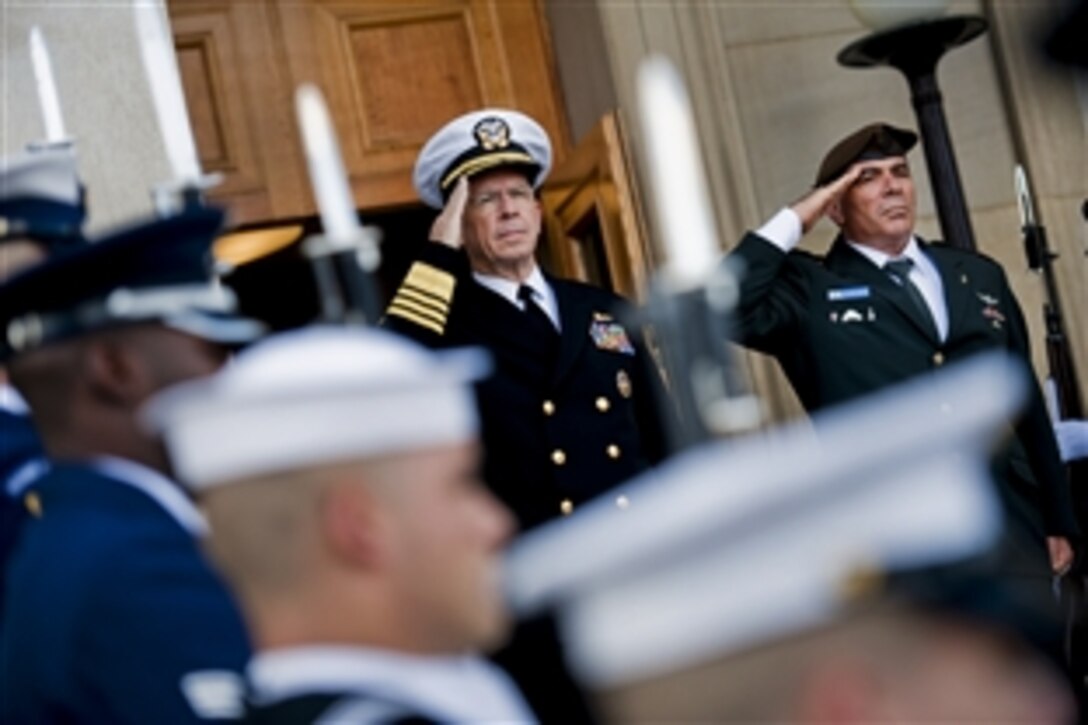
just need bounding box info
[144,325,490,489]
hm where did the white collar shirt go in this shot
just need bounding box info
[0,383,29,415]
[89,455,208,536]
[473,266,561,331]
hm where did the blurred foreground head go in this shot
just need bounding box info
[0,146,86,281]
[604,567,1072,724]
[0,207,262,469]
[145,326,515,654]
[504,353,1075,723]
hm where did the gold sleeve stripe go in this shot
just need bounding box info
[387,299,446,335]
[388,295,446,326]
[387,308,445,336]
[393,286,448,317]
[403,262,455,302]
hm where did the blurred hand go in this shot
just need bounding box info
[1054,419,1088,463]
[429,176,469,249]
[1048,536,1075,575]
[789,164,863,234]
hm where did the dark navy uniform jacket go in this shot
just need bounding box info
[384,243,670,531]
[731,231,1078,541]
[0,404,45,626]
[0,458,250,723]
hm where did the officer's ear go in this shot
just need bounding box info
[82,334,153,409]
[795,656,882,722]
[827,197,845,227]
[320,476,386,570]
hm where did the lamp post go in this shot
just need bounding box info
[838,8,986,251]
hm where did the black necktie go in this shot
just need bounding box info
[884,258,938,337]
[518,284,559,340]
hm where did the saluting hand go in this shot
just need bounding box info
[430,175,470,249]
[789,163,863,234]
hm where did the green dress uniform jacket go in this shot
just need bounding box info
[383,242,669,532]
[731,231,1078,540]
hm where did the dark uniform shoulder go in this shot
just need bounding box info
[787,247,825,265]
[924,239,1005,271]
[550,276,634,314]
[924,241,1012,289]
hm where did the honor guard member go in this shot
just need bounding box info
[727,123,1077,579]
[385,108,669,531]
[145,327,534,724]
[0,207,264,724]
[0,146,87,624]
[504,356,1076,723]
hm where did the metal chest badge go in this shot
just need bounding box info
[589,317,636,355]
[616,369,633,398]
[977,291,1005,330]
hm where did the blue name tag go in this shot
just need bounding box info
[827,286,870,301]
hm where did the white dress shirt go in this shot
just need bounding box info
[473,265,561,331]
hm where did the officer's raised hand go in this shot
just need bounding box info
[430,175,470,249]
[789,163,863,234]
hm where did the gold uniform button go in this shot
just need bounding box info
[551,449,567,466]
[560,499,574,516]
[606,444,621,460]
[542,400,556,416]
[932,352,945,366]
[595,396,611,412]
[24,491,42,518]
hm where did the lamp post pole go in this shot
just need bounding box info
[838,16,987,251]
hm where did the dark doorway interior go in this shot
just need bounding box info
[222,206,436,332]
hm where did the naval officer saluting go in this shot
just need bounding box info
[384,109,670,532]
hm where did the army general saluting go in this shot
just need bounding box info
[729,122,1077,577]
[384,109,669,531]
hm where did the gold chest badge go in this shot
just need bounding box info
[616,369,633,398]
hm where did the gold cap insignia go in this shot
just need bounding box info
[473,117,511,151]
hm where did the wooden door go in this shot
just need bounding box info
[169,0,570,224]
[539,111,655,301]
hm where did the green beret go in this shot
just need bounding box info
[815,122,918,187]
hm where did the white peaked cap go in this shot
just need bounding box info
[0,146,81,205]
[503,353,1025,688]
[413,108,553,209]
[143,326,490,489]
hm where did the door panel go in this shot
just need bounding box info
[540,111,654,301]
